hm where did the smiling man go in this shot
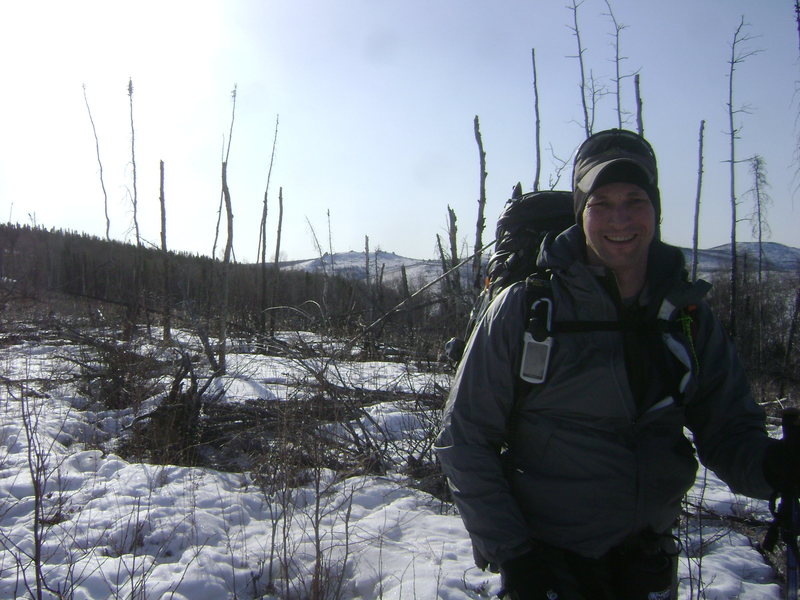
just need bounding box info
[436,129,787,599]
[581,180,654,298]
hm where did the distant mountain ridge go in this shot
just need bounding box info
[282,250,444,285]
[678,241,800,274]
[283,242,800,283]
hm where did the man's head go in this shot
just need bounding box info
[572,129,659,227]
[572,129,660,296]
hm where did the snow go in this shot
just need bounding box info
[0,334,785,599]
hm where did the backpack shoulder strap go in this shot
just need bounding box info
[522,271,554,339]
[511,272,553,406]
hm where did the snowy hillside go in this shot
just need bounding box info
[281,250,446,286]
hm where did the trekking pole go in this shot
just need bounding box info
[764,408,800,600]
[784,408,800,600]
[779,408,800,600]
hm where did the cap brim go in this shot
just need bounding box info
[575,157,652,196]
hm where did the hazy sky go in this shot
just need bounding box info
[0,1,797,262]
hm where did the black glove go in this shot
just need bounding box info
[499,547,558,600]
[763,438,800,494]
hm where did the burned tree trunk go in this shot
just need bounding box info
[568,0,591,137]
[691,120,705,282]
[634,74,644,136]
[269,187,284,338]
[725,18,758,336]
[259,115,279,337]
[472,116,488,292]
[447,206,461,296]
[532,49,542,192]
[160,160,171,341]
[218,161,234,374]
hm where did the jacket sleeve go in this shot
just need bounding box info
[434,284,534,566]
[685,300,775,500]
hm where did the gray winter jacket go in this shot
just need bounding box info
[435,226,774,566]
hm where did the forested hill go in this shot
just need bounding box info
[0,223,387,336]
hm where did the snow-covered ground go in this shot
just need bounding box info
[0,331,785,599]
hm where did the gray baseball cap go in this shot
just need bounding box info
[572,129,660,224]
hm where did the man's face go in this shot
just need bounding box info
[581,181,656,280]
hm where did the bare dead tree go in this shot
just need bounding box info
[472,116,488,291]
[128,78,140,247]
[217,87,238,372]
[364,235,371,292]
[306,218,328,277]
[373,250,385,313]
[123,78,143,341]
[748,155,772,286]
[435,234,449,291]
[603,0,628,129]
[212,140,225,259]
[327,209,335,276]
[213,86,238,259]
[269,187,284,337]
[218,160,234,374]
[634,73,644,135]
[259,115,279,336]
[159,160,171,341]
[225,86,237,179]
[258,201,270,337]
[399,264,414,337]
[727,23,742,335]
[726,17,760,337]
[567,0,591,137]
[531,48,542,192]
[258,115,280,264]
[691,120,706,282]
[400,264,410,301]
[363,235,374,354]
[82,84,110,241]
[447,206,461,296]
[747,154,771,384]
[305,217,331,329]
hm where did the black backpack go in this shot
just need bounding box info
[445,184,575,363]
